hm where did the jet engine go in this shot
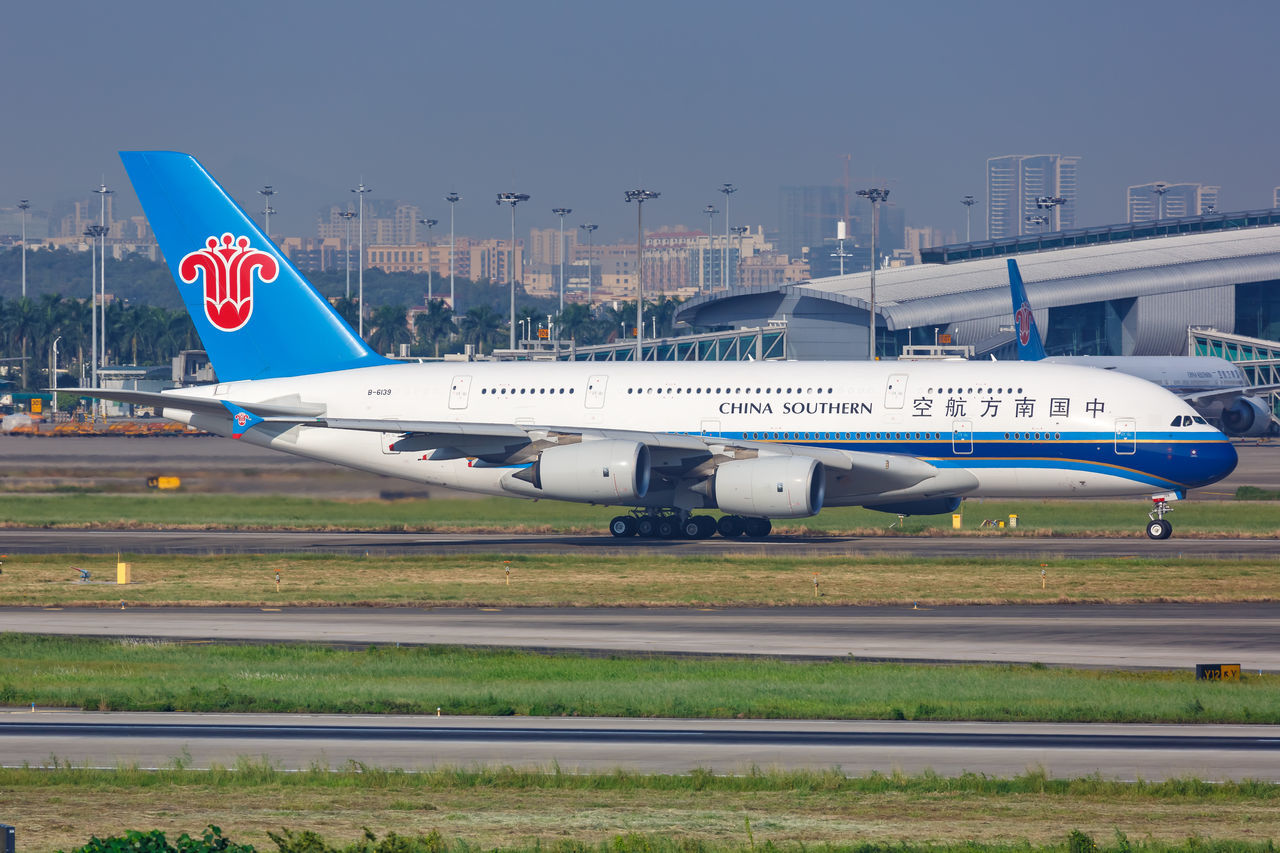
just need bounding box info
[713,456,824,518]
[1220,396,1275,437]
[513,439,651,503]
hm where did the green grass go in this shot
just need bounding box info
[3,635,1276,723]
[0,494,1276,537]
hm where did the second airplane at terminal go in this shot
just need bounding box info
[82,152,1237,540]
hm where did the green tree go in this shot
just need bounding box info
[458,305,505,355]
[555,302,596,344]
[413,299,456,357]
[368,303,412,356]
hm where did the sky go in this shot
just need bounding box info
[4,0,1280,244]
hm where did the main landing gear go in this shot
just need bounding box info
[1145,495,1174,540]
[609,511,773,539]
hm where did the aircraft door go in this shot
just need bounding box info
[884,373,908,409]
[1114,418,1137,455]
[448,375,472,410]
[951,419,973,455]
[586,374,608,409]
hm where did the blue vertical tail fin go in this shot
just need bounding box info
[1008,259,1047,361]
[120,151,389,381]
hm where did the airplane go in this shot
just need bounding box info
[73,151,1238,541]
[1008,258,1280,437]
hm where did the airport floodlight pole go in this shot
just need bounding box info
[1151,183,1168,221]
[84,226,107,389]
[95,182,112,372]
[259,186,276,239]
[703,204,718,292]
[579,223,597,303]
[446,192,460,307]
[718,184,736,290]
[352,183,371,337]
[552,208,572,313]
[18,199,30,298]
[418,218,438,299]
[51,335,62,414]
[961,195,977,242]
[339,210,356,299]
[1035,195,1065,231]
[856,188,889,360]
[497,192,530,350]
[731,225,748,288]
[625,189,659,361]
[1025,214,1049,234]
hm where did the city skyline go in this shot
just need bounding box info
[4,2,1280,245]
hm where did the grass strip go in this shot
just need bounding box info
[0,494,1276,537]
[2,553,1278,608]
[3,635,1277,722]
[6,764,1279,853]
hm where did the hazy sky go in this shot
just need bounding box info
[5,0,1279,244]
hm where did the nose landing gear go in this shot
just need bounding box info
[1145,495,1174,540]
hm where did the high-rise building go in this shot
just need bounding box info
[1127,182,1219,222]
[1273,187,1279,208]
[986,154,1081,239]
[778,186,844,263]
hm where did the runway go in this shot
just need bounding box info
[4,712,1278,781]
[6,603,1278,670]
[3,528,1277,556]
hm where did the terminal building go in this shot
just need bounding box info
[670,209,1280,363]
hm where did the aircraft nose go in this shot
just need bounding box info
[1184,437,1237,487]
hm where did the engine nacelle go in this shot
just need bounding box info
[1220,396,1275,437]
[713,456,825,518]
[520,439,651,503]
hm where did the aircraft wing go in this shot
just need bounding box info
[322,416,967,498]
[1182,385,1280,407]
[61,388,326,419]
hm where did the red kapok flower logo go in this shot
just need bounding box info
[1015,301,1033,347]
[179,234,279,332]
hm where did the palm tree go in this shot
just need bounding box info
[458,305,505,355]
[599,300,636,342]
[413,299,456,357]
[332,297,360,330]
[368,304,412,356]
[555,302,596,344]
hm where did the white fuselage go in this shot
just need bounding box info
[161,359,1236,509]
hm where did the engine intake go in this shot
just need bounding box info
[519,439,651,503]
[1221,396,1274,437]
[713,456,825,518]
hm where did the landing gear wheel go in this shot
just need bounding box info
[680,517,702,539]
[1146,519,1173,540]
[742,517,773,538]
[636,516,658,538]
[692,515,718,539]
[655,517,679,539]
[716,515,744,537]
[609,515,637,537]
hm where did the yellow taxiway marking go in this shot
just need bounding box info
[43,607,63,611]
[260,607,282,612]
[479,608,502,612]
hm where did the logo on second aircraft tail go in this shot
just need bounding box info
[179,234,279,332]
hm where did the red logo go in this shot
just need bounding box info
[234,411,249,428]
[1015,301,1033,347]
[179,234,279,332]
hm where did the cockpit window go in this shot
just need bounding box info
[1192,416,1207,425]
